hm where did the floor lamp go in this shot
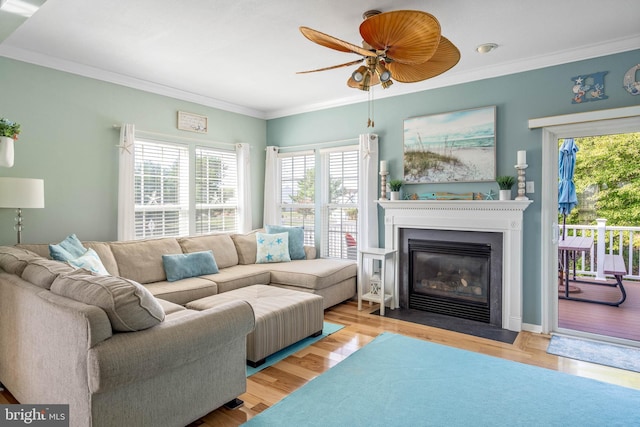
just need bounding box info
[0,177,45,244]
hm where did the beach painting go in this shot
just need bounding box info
[403,106,496,183]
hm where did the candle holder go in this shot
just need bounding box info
[379,171,389,200]
[514,164,528,200]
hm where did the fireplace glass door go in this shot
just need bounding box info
[409,239,491,322]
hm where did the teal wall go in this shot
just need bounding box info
[1,49,638,326]
[0,57,266,245]
[268,49,640,325]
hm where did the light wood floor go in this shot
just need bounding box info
[2,300,640,427]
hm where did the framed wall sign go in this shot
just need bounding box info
[403,106,496,184]
[177,111,208,133]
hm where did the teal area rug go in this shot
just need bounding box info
[547,335,640,373]
[246,322,343,377]
[243,332,640,426]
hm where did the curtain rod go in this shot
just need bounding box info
[270,137,359,152]
[112,124,238,149]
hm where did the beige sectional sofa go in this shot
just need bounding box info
[0,230,357,427]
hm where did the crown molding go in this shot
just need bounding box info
[0,45,267,119]
[1,34,638,121]
[264,35,640,119]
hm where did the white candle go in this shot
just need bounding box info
[517,150,527,165]
[380,160,388,173]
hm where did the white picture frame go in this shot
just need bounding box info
[177,111,208,133]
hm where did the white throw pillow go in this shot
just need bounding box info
[255,232,291,264]
[67,248,110,275]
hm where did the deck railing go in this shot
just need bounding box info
[561,219,640,280]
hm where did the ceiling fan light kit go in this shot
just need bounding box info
[352,65,368,83]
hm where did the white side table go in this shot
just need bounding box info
[357,247,397,315]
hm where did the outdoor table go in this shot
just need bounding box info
[558,236,626,306]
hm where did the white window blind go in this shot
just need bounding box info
[323,149,359,259]
[134,140,189,238]
[195,147,239,233]
[279,152,315,245]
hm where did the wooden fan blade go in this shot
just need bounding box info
[360,10,441,65]
[297,59,364,74]
[300,26,376,57]
[386,37,460,83]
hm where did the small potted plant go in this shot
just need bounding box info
[0,118,20,139]
[0,117,21,168]
[388,179,403,200]
[496,175,515,200]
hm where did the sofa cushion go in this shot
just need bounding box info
[267,258,357,291]
[15,243,50,259]
[155,298,187,315]
[49,234,87,261]
[177,234,238,268]
[109,238,183,284]
[265,225,306,260]
[0,246,41,275]
[230,230,260,265]
[51,269,165,332]
[304,245,317,260]
[67,248,110,275]
[143,277,219,305]
[162,250,219,282]
[21,258,74,289]
[256,232,291,264]
[200,264,271,293]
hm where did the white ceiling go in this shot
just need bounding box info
[1,0,639,119]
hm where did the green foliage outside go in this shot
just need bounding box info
[564,132,640,260]
[565,132,640,227]
[288,168,345,207]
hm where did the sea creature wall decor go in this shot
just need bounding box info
[571,71,608,103]
[623,64,640,95]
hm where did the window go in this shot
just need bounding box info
[132,139,239,239]
[322,149,359,259]
[134,140,189,238]
[277,147,359,259]
[279,153,315,245]
[195,147,238,233]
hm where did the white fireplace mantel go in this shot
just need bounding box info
[378,199,532,332]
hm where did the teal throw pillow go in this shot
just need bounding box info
[67,248,110,275]
[162,250,219,282]
[256,232,291,264]
[49,234,87,261]
[265,225,306,260]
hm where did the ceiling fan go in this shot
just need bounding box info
[298,9,461,92]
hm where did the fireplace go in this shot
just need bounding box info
[402,229,503,326]
[378,200,531,332]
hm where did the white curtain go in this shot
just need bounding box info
[358,133,379,250]
[236,143,252,233]
[117,124,135,241]
[263,146,280,226]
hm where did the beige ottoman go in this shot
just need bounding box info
[187,284,324,367]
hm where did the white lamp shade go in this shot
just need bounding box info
[0,177,45,209]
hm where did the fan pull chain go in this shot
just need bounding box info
[367,86,375,128]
